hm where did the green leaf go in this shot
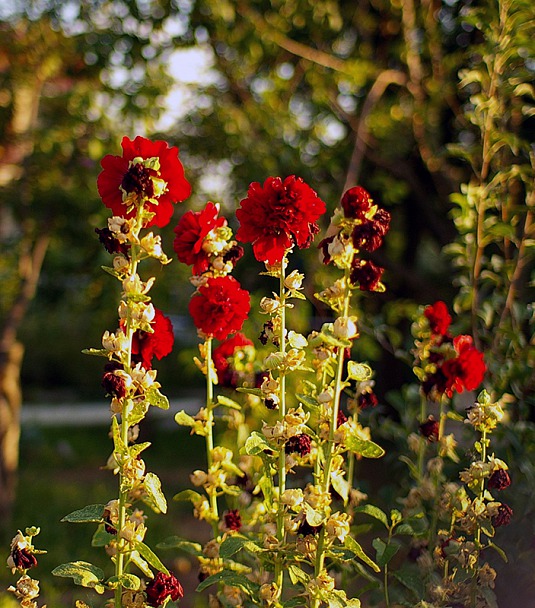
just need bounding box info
[295,393,320,412]
[106,573,141,590]
[217,395,242,410]
[143,472,167,514]
[61,504,106,524]
[354,504,389,528]
[242,431,272,456]
[82,348,109,357]
[219,535,248,559]
[487,541,508,562]
[392,566,425,599]
[344,536,380,572]
[372,538,399,568]
[91,524,115,547]
[157,536,203,555]
[345,435,385,459]
[134,541,169,575]
[52,561,105,593]
[129,551,153,578]
[146,387,169,409]
[347,362,373,382]
[173,489,202,503]
[236,387,263,397]
[196,570,259,596]
[288,564,309,586]
[174,410,197,427]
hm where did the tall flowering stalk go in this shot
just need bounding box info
[172,200,251,583]
[53,136,189,608]
[6,527,46,608]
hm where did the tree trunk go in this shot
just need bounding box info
[0,341,24,533]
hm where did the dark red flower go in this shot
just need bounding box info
[357,391,379,409]
[102,361,127,398]
[236,176,326,264]
[285,434,312,456]
[419,416,439,441]
[349,259,384,291]
[424,301,452,337]
[223,509,242,532]
[131,309,174,369]
[337,410,348,427]
[189,276,250,340]
[97,136,190,228]
[491,503,513,528]
[441,335,486,397]
[488,468,511,491]
[341,186,374,219]
[173,202,227,274]
[95,227,130,256]
[351,208,391,253]
[213,332,254,387]
[10,547,38,571]
[145,571,184,607]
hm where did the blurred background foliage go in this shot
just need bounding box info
[0,0,533,602]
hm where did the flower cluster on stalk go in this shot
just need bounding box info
[6,528,45,608]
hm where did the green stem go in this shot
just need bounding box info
[274,259,288,596]
[314,270,351,585]
[471,429,488,607]
[205,338,220,540]
[417,393,427,481]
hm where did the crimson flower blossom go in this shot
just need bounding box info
[236,176,326,264]
[213,332,253,387]
[189,276,250,340]
[97,136,191,228]
[145,571,184,607]
[424,301,452,337]
[173,202,227,275]
[131,309,174,369]
[441,335,486,397]
[341,186,374,219]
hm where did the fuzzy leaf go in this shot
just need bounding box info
[106,574,141,590]
[347,362,373,382]
[143,472,167,514]
[52,561,105,593]
[344,536,380,572]
[236,387,264,397]
[157,536,203,555]
[146,387,169,409]
[354,505,389,528]
[345,435,385,459]
[134,541,169,575]
[61,504,105,524]
[173,489,202,503]
[196,570,259,596]
[288,564,309,586]
[217,395,242,410]
[392,567,425,599]
[372,538,399,568]
[174,410,197,427]
[219,535,248,559]
[91,524,115,547]
[242,431,272,456]
[129,551,153,578]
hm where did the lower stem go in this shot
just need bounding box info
[205,338,220,540]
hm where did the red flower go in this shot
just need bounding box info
[341,186,374,219]
[145,571,184,607]
[173,202,227,274]
[236,176,326,264]
[131,309,174,369]
[223,509,242,532]
[285,434,312,456]
[189,276,250,340]
[424,301,452,337]
[213,332,254,386]
[349,259,384,291]
[419,416,439,441]
[97,136,190,228]
[441,335,486,397]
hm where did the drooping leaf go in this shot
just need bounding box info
[344,536,380,572]
[52,561,105,593]
[157,536,203,556]
[106,573,141,590]
[61,504,106,524]
[345,435,385,459]
[196,570,259,596]
[372,537,399,568]
[353,504,389,528]
[134,541,169,575]
[143,472,167,514]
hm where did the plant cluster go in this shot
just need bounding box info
[5,132,518,608]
